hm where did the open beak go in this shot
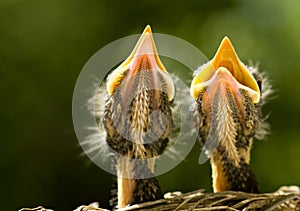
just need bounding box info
[106,25,174,101]
[190,36,260,104]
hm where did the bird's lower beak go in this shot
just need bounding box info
[190,37,260,104]
[107,25,174,102]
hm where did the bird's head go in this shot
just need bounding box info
[191,36,261,105]
[106,25,174,105]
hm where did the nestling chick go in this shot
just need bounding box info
[190,37,271,193]
[103,25,174,208]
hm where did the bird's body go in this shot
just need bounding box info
[103,25,174,208]
[191,37,270,193]
[196,86,260,192]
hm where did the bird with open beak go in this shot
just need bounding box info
[103,25,174,209]
[191,37,270,193]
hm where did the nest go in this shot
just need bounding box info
[20,186,300,211]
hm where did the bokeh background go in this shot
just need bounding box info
[1,0,300,210]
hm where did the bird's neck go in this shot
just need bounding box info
[117,157,136,208]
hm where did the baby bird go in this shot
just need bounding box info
[103,25,174,208]
[190,37,270,193]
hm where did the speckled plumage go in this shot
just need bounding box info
[195,86,261,193]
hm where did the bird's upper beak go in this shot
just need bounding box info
[107,25,174,101]
[190,37,260,104]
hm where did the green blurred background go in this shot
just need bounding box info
[1,0,300,210]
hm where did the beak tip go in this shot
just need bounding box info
[219,36,234,50]
[129,25,156,57]
[143,25,152,34]
[222,35,230,41]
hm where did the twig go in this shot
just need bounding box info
[262,194,300,211]
[19,206,53,211]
